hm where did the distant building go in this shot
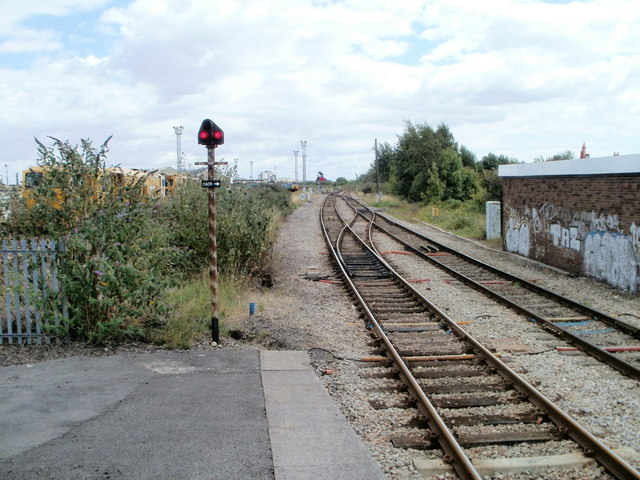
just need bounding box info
[259,171,276,182]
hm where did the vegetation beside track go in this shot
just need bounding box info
[1,137,294,346]
[348,119,530,245]
[358,192,492,242]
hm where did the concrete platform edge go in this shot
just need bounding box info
[260,350,385,480]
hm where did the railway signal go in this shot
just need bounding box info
[198,119,224,146]
[198,118,224,344]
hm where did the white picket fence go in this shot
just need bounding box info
[0,239,68,344]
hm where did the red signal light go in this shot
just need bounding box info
[197,119,224,146]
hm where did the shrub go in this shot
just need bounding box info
[446,216,474,230]
[4,138,184,341]
[217,184,292,279]
[160,181,292,278]
[4,138,293,344]
[159,179,208,277]
[442,198,464,210]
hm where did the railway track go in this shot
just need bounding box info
[321,193,639,480]
[342,196,640,382]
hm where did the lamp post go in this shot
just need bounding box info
[3,165,7,186]
[300,140,307,190]
[173,126,184,172]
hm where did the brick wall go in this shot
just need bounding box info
[501,174,640,294]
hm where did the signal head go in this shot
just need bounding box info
[197,119,224,146]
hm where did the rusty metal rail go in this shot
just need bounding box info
[321,193,640,480]
[344,196,640,382]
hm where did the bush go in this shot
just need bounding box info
[446,216,474,230]
[4,138,184,341]
[4,138,293,343]
[161,182,292,279]
[158,179,208,277]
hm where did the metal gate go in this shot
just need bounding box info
[0,239,68,344]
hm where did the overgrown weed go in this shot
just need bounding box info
[3,137,293,346]
[160,271,296,347]
[360,192,488,240]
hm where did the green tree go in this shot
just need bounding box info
[533,150,575,162]
[422,165,445,202]
[479,169,503,201]
[438,147,465,200]
[459,145,477,169]
[334,176,349,186]
[389,122,477,202]
[376,142,394,184]
[359,121,482,203]
[388,121,448,201]
[476,153,520,201]
[479,153,519,171]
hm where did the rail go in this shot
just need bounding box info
[321,193,640,480]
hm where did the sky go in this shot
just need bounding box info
[1,0,639,184]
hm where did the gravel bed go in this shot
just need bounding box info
[1,194,638,479]
[369,209,640,475]
[258,195,639,478]
[377,211,640,327]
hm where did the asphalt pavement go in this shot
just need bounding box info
[0,348,384,480]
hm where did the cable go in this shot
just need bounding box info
[307,347,365,363]
[474,314,497,320]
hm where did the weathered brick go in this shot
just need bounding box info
[501,174,640,294]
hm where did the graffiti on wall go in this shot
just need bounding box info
[504,204,639,294]
[584,231,638,294]
[550,224,581,251]
[574,211,621,232]
[505,214,530,257]
[631,223,640,252]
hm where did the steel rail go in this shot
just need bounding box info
[370,202,639,337]
[325,193,640,480]
[321,194,483,480]
[345,197,640,381]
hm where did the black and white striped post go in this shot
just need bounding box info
[198,119,224,344]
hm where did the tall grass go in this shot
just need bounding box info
[421,198,486,239]
[360,192,487,240]
[364,193,421,221]
[159,273,253,348]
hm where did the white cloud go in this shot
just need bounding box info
[0,29,63,53]
[0,0,638,185]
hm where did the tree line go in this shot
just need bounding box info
[358,121,520,204]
